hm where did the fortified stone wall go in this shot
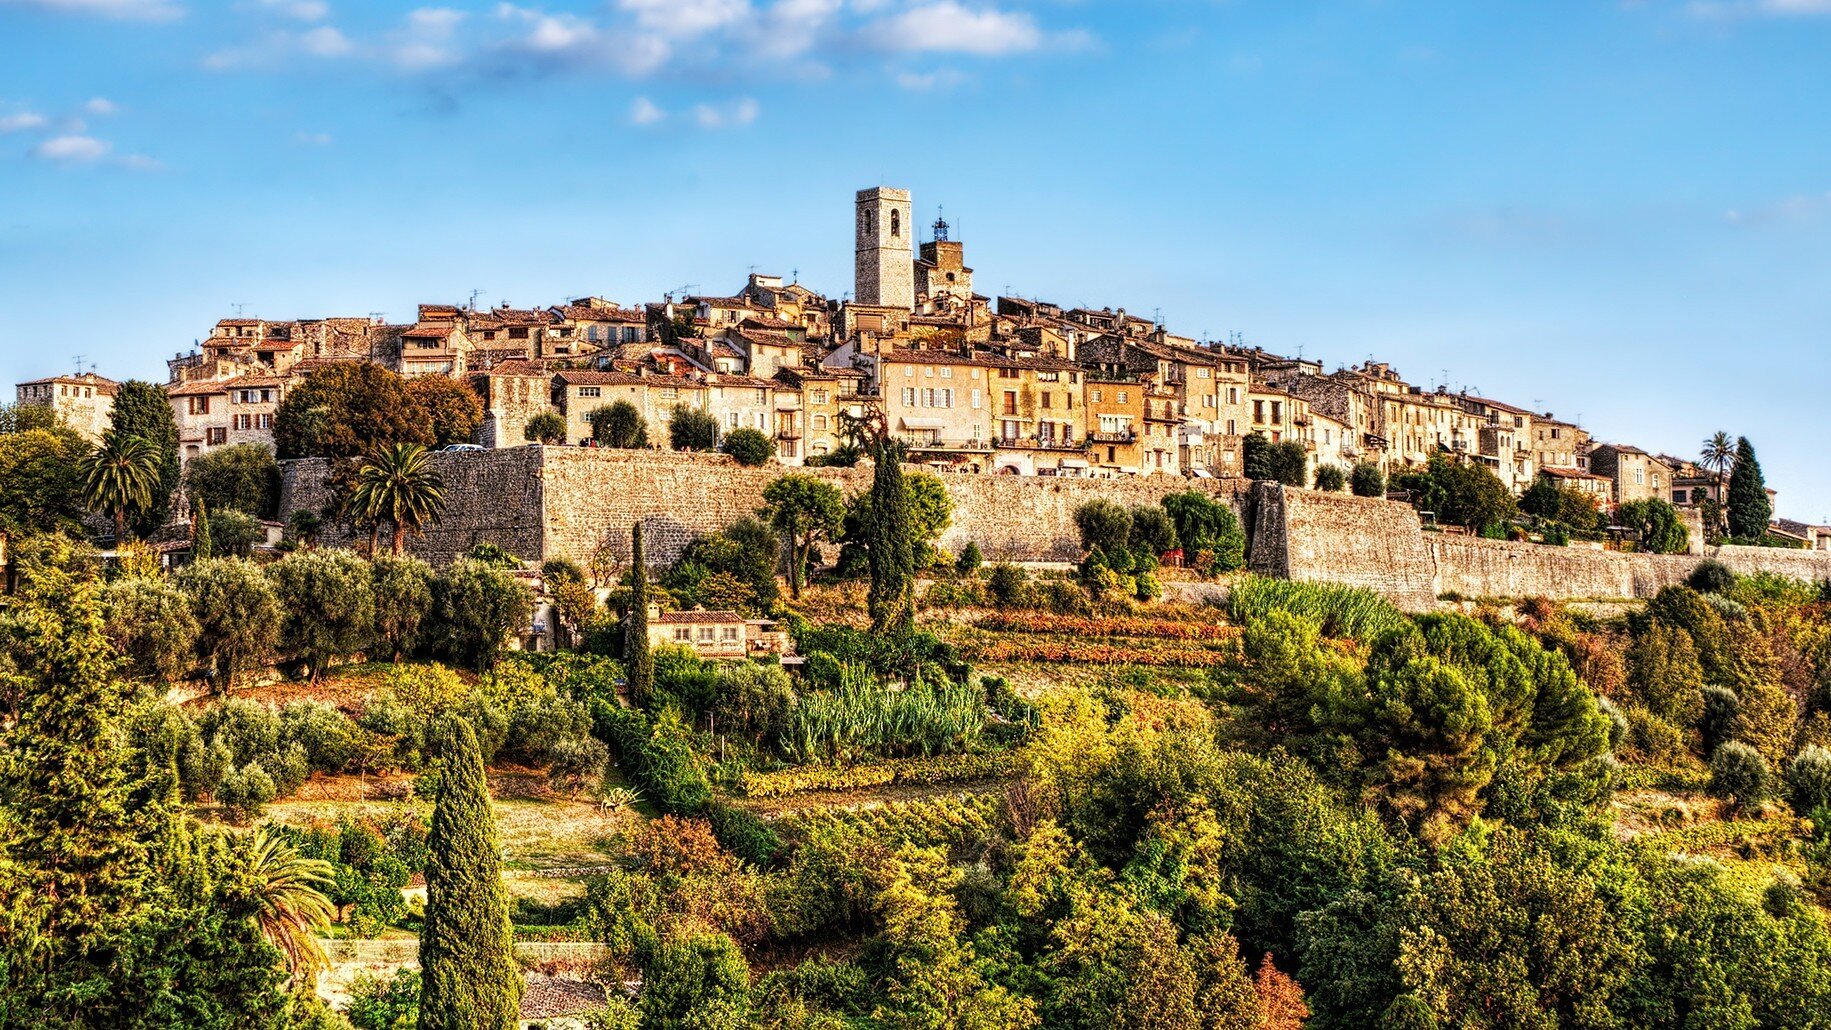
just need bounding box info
[1248,484,1440,610]
[280,448,1245,570]
[1430,535,1831,601]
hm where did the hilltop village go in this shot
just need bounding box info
[12,185,1808,539]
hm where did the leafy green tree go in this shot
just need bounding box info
[350,443,446,556]
[109,380,181,536]
[523,410,567,445]
[956,541,984,575]
[1314,464,1347,492]
[640,930,754,1029]
[628,522,655,707]
[268,548,377,682]
[1626,623,1705,728]
[274,362,433,459]
[1709,740,1772,810]
[419,717,522,1030]
[1350,462,1386,498]
[0,400,65,434]
[0,426,89,535]
[179,556,283,691]
[1728,436,1772,539]
[1127,506,1177,557]
[669,407,719,452]
[405,375,484,448]
[1431,456,1515,533]
[588,400,649,448]
[1073,499,1133,556]
[184,442,282,519]
[665,517,781,615]
[433,557,532,671]
[1162,490,1246,571]
[761,473,845,600]
[722,427,775,466]
[1244,432,1309,486]
[102,577,201,682]
[1616,498,1689,555]
[80,429,162,543]
[1787,745,1831,813]
[866,438,917,635]
[372,553,435,662]
[210,507,261,557]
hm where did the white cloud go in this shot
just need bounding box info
[299,25,352,55]
[294,130,333,145]
[1761,0,1831,11]
[0,0,182,20]
[409,6,463,34]
[1725,191,1831,227]
[0,112,49,133]
[870,1,1042,55]
[30,134,111,162]
[693,96,759,128]
[630,96,666,125]
[82,97,120,115]
[118,152,161,170]
[619,0,749,37]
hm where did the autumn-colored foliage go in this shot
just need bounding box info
[1255,953,1310,1029]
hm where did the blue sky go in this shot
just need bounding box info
[3,0,1828,518]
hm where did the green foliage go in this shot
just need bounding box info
[592,703,713,815]
[1402,454,1516,533]
[1161,490,1245,572]
[1313,463,1347,492]
[668,407,719,451]
[102,576,201,682]
[1728,436,1772,540]
[1350,462,1386,498]
[185,442,282,519]
[778,669,987,764]
[109,380,181,535]
[370,553,435,661]
[1244,432,1309,486]
[432,557,533,671]
[987,562,1030,607]
[956,540,984,575]
[1787,745,1831,813]
[722,426,775,466]
[1687,559,1736,594]
[0,426,89,535]
[179,556,283,691]
[209,507,261,557]
[420,718,522,1030]
[405,374,484,448]
[1617,498,1690,555]
[1073,499,1132,555]
[268,548,377,681]
[588,400,650,448]
[865,439,917,635]
[761,472,845,600]
[627,522,655,707]
[349,442,445,555]
[81,428,163,542]
[640,929,752,1029]
[1127,506,1177,557]
[523,409,567,445]
[1227,575,1408,640]
[665,517,780,615]
[1518,474,1601,533]
[275,362,433,459]
[348,968,421,1030]
[1709,740,1772,809]
[1625,623,1705,728]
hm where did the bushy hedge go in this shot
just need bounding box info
[592,701,713,815]
[738,750,1022,799]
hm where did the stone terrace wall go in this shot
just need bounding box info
[278,448,546,566]
[1248,484,1439,611]
[537,448,1246,568]
[1431,535,1831,601]
[283,448,1246,570]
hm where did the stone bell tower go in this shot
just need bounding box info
[854,186,914,310]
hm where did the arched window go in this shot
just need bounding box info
[890,209,900,238]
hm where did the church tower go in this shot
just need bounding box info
[855,186,914,310]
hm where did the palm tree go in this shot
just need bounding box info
[1700,431,1735,535]
[80,430,161,544]
[349,442,445,555]
[243,828,336,981]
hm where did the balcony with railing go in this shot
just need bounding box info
[1090,429,1136,444]
[997,434,1089,453]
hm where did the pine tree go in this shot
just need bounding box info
[419,717,521,1030]
[627,521,654,708]
[0,545,145,1020]
[866,438,916,636]
[1727,436,1772,540]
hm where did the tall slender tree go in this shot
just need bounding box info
[1700,431,1736,537]
[191,496,214,559]
[109,380,181,535]
[866,437,917,635]
[1727,436,1772,540]
[419,717,521,1030]
[80,429,162,544]
[349,443,446,555]
[626,521,654,707]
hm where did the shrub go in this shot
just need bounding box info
[1226,576,1408,640]
[588,400,649,449]
[1073,499,1133,556]
[1128,507,1178,556]
[722,427,775,466]
[1710,741,1772,809]
[184,442,281,519]
[102,577,200,682]
[955,541,984,575]
[347,969,421,1030]
[433,557,533,671]
[1162,491,1245,572]
[1788,745,1831,813]
[1350,462,1385,498]
[1313,464,1346,493]
[524,410,567,445]
[987,563,1030,608]
[1687,559,1736,595]
[542,557,586,585]
[707,803,783,866]
[1617,498,1689,555]
[217,761,277,821]
[593,702,712,815]
[668,408,719,452]
[268,547,377,681]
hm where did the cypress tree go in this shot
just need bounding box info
[866,438,916,635]
[191,496,213,560]
[419,717,521,1030]
[627,521,654,707]
[1727,436,1772,540]
[110,380,181,536]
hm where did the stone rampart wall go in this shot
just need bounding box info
[1430,535,1831,601]
[1249,484,1440,610]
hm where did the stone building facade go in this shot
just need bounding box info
[15,372,116,441]
[855,186,914,310]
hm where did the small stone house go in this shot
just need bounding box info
[14,372,117,441]
[1589,444,1673,508]
[646,606,790,659]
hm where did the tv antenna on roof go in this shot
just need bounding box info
[469,289,486,311]
[790,268,799,284]
[72,353,85,375]
[231,303,245,316]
